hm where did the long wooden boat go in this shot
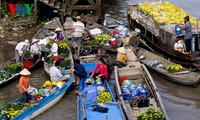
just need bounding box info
[127,3,200,68]
[77,63,125,120]
[135,48,200,87]
[0,17,63,87]
[0,71,72,120]
[114,47,169,120]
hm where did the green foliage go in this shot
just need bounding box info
[82,40,100,46]
[137,108,164,120]
[46,43,52,49]
[60,58,71,68]
[0,71,10,80]
[24,50,31,59]
[5,62,23,73]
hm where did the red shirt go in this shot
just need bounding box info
[92,64,108,78]
[19,76,30,93]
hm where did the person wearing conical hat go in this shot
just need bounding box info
[53,27,64,41]
[19,68,31,103]
[117,47,127,65]
[30,38,42,61]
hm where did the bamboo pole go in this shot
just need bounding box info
[0,0,1,19]
[34,0,37,24]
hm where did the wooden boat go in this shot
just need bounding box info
[135,48,200,87]
[103,13,124,29]
[114,47,169,120]
[0,17,63,87]
[0,71,72,120]
[77,63,125,120]
[86,18,122,52]
[127,3,200,68]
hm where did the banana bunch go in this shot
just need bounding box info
[97,91,112,102]
[166,64,183,72]
[1,109,23,119]
[138,2,200,25]
[95,34,113,45]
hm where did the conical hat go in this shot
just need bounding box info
[20,68,31,75]
[32,38,39,44]
[55,27,62,32]
[117,47,127,54]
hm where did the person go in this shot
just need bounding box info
[15,39,30,63]
[70,16,85,55]
[70,59,87,85]
[75,79,98,105]
[174,35,186,53]
[19,68,31,103]
[90,58,108,83]
[30,38,42,61]
[53,27,64,41]
[49,61,69,82]
[181,16,193,52]
[49,37,59,62]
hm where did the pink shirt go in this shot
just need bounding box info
[92,64,108,78]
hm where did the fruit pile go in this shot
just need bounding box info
[95,34,113,45]
[0,102,33,119]
[166,64,183,72]
[4,62,23,73]
[97,91,112,102]
[138,2,200,25]
[0,71,10,81]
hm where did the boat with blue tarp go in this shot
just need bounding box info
[77,63,125,120]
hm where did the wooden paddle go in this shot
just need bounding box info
[167,70,190,75]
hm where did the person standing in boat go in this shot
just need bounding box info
[49,61,70,82]
[15,39,30,63]
[70,16,85,55]
[181,16,193,53]
[19,68,31,103]
[75,79,98,105]
[49,38,59,62]
[30,39,42,61]
[70,59,87,85]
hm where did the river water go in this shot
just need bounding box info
[1,0,200,120]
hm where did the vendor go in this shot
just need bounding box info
[53,27,64,41]
[174,35,186,53]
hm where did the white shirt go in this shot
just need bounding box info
[15,42,29,56]
[51,43,58,56]
[49,66,63,82]
[73,21,85,37]
[30,43,41,55]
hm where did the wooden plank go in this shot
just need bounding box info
[72,5,96,10]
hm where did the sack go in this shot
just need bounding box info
[92,105,109,113]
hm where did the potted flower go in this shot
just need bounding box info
[56,40,69,55]
[23,50,31,59]
[166,64,183,72]
[137,108,164,120]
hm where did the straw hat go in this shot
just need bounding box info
[55,27,62,32]
[76,16,81,20]
[117,47,127,54]
[20,68,31,76]
[24,39,29,45]
[32,38,39,44]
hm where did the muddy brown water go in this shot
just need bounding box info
[1,0,200,120]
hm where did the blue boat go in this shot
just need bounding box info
[0,71,72,120]
[77,63,125,120]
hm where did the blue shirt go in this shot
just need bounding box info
[81,85,98,103]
